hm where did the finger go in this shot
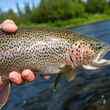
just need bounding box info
[21,69,36,81]
[9,71,23,84]
[43,74,50,80]
[0,19,17,32]
[1,23,18,33]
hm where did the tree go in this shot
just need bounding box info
[16,3,23,16]
[30,0,85,23]
[86,0,108,13]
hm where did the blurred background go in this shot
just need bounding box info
[1,1,110,110]
[1,0,110,28]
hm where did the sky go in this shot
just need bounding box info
[0,0,88,13]
[0,0,40,12]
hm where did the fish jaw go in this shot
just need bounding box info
[68,40,110,70]
[92,45,110,67]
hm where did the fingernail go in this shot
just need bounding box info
[9,71,22,84]
[22,69,35,81]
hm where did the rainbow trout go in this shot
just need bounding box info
[0,28,110,109]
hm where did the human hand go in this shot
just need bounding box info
[0,19,50,85]
[0,19,17,32]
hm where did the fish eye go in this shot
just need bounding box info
[97,45,102,49]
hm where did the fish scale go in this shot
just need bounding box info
[0,29,72,76]
[0,29,107,76]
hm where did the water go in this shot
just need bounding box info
[3,20,110,110]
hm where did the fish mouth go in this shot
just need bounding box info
[92,46,110,67]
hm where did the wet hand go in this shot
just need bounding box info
[9,69,36,84]
[0,19,18,32]
[0,19,50,84]
[0,20,36,84]
[9,70,50,84]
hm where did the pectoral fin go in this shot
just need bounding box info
[63,70,75,81]
[52,65,75,91]
[60,65,75,81]
[0,77,11,109]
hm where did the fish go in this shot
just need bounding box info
[0,28,110,109]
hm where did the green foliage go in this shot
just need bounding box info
[1,0,110,28]
[0,9,17,22]
[29,0,85,23]
[86,0,108,13]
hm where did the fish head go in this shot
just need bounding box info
[69,39,110,70]
[90,40,110,68]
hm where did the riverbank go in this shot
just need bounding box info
[19,14,110,28]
